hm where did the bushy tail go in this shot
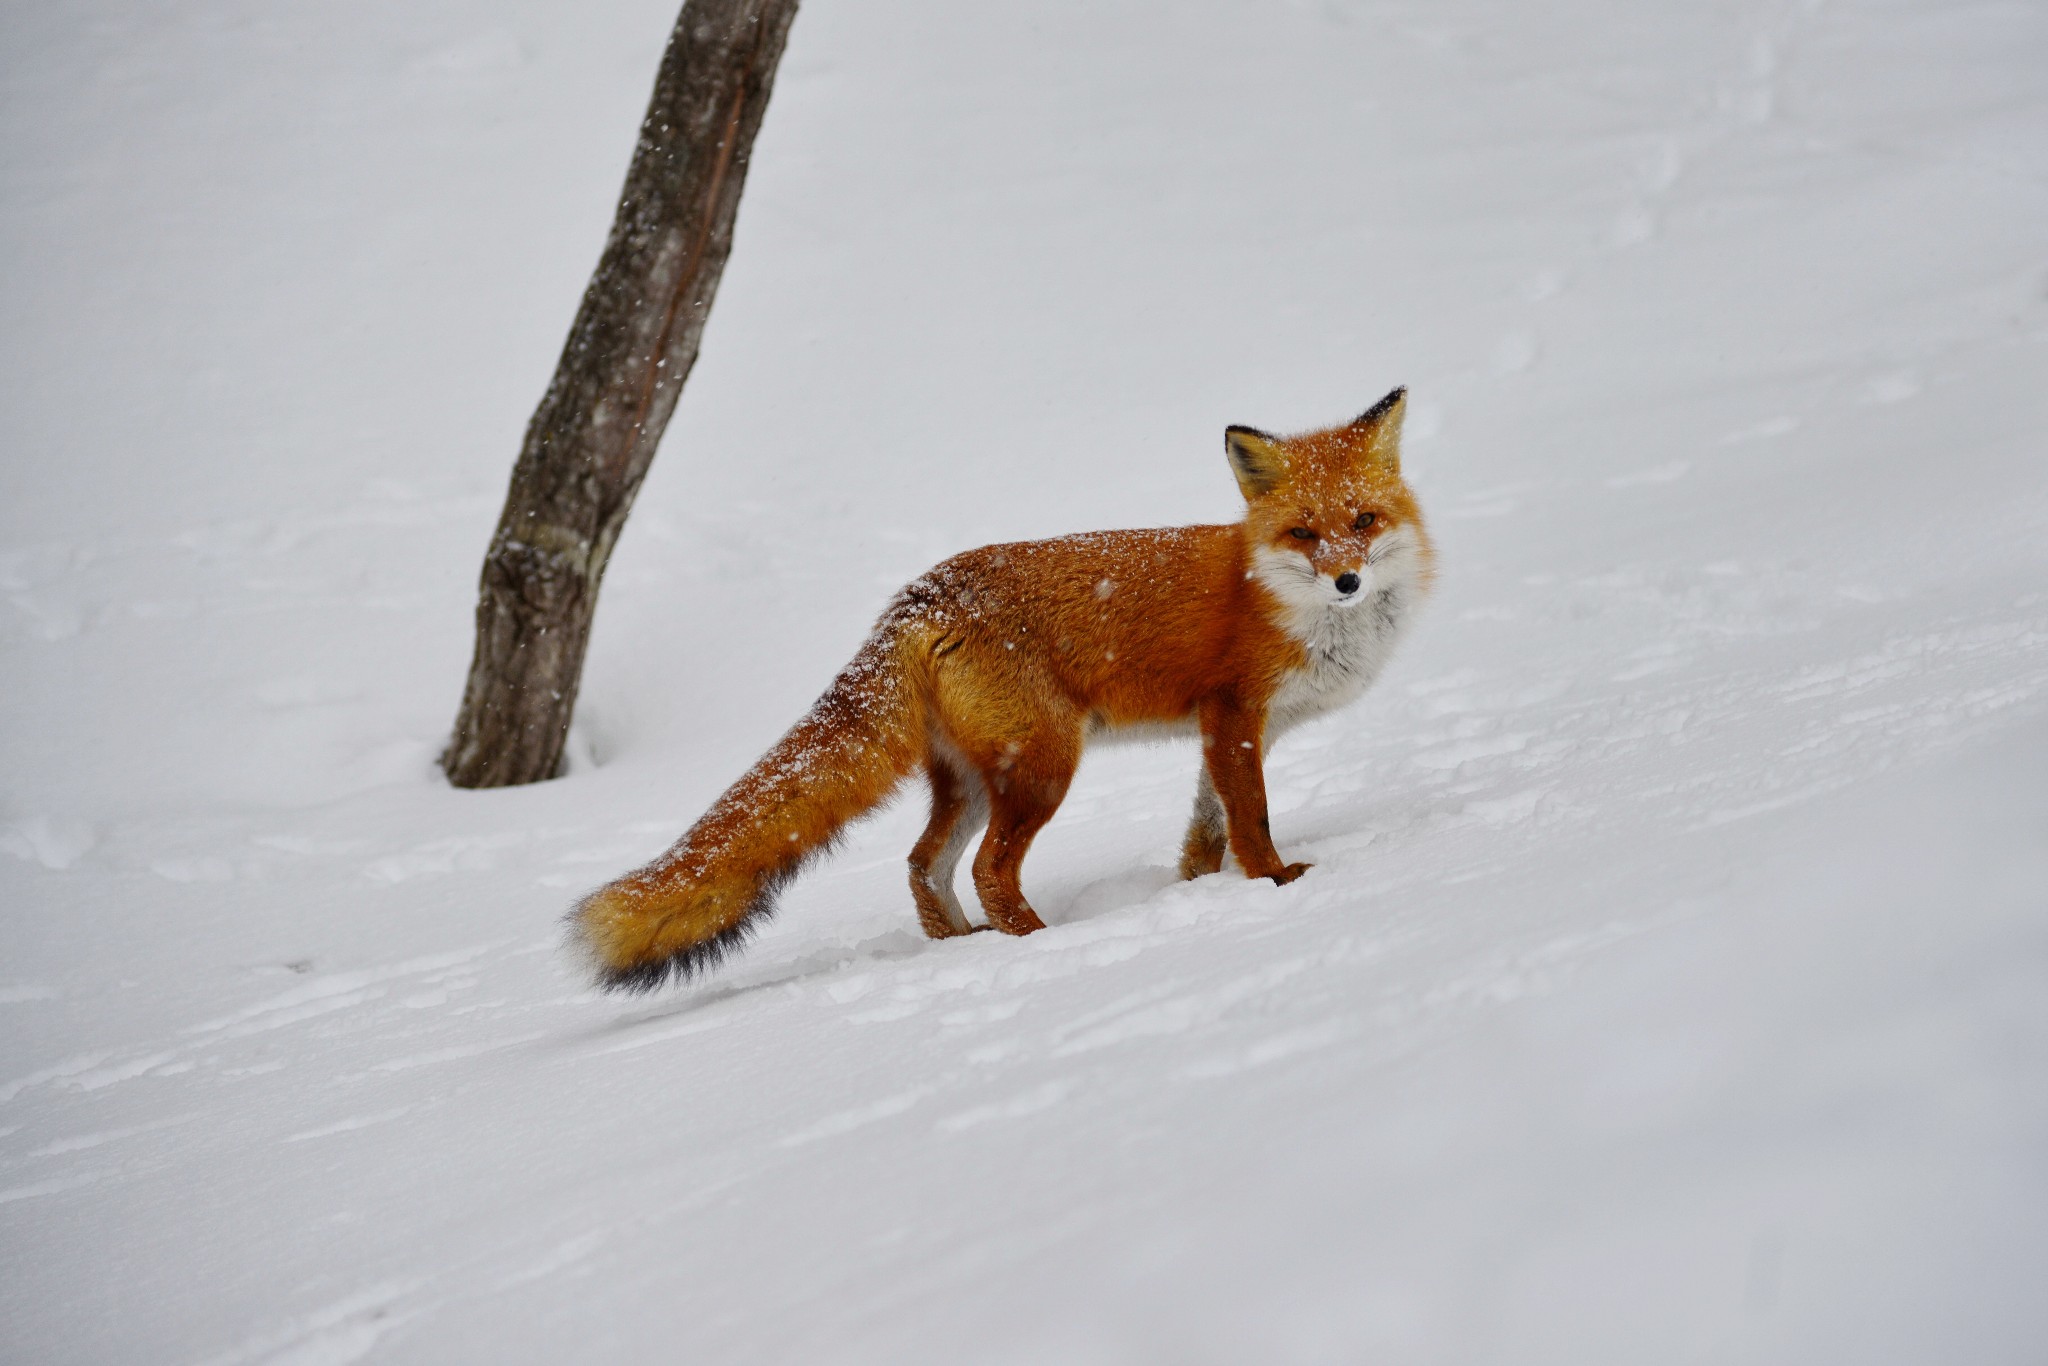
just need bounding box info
[572,631,927,992]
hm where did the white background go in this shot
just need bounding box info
[2,1,2044,1360]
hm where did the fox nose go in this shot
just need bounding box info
[1335,571,1361,596]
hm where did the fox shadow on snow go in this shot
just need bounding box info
[577,856,1203,1039]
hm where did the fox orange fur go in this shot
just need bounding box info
[574,387,1434,990]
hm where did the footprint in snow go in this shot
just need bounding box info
[1,818,95,870]
[1605,460,1691,489]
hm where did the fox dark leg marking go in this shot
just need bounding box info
[909,754,988,938]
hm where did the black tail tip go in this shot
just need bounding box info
[566,902,767,995]
[602,921,761,994]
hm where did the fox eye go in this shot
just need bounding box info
[1288,526,1317,541]
[1353,512,1376,531]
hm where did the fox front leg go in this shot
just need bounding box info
[1178,769,1227,879]
[1197,698,1310,886]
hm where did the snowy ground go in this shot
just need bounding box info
[4,0,2046,1361]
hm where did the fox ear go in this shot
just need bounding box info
[1348,386,1407,473]
[1224,426,1288,500]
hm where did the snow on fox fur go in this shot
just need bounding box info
[573,388,1433,990]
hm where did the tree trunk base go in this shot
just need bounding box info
[443,536,600,789]
[441,0,800,789]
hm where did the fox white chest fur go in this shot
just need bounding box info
[1254,521,1427,736]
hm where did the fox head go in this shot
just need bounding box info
[1225,387,1434,626]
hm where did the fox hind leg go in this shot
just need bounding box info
[973,792,1059,936]
[969,726,1081,936]
[909,753,989,938]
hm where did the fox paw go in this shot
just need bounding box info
[1179,823,1227,879]
[986,906,1048,936]
[1266,862,1312,886]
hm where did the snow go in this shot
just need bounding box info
[3,0,2045,1360]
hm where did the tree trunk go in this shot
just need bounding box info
[443,0,801,788]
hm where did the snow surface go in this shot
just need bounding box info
[4,0,2047,1361]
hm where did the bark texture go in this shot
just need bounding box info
[444,0,800,788]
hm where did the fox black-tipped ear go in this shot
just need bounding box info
[1348,386,1407,472]
[1353,386,1406,429]
[1224,426,1287,501]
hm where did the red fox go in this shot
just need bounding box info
[574,388,1434,990]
